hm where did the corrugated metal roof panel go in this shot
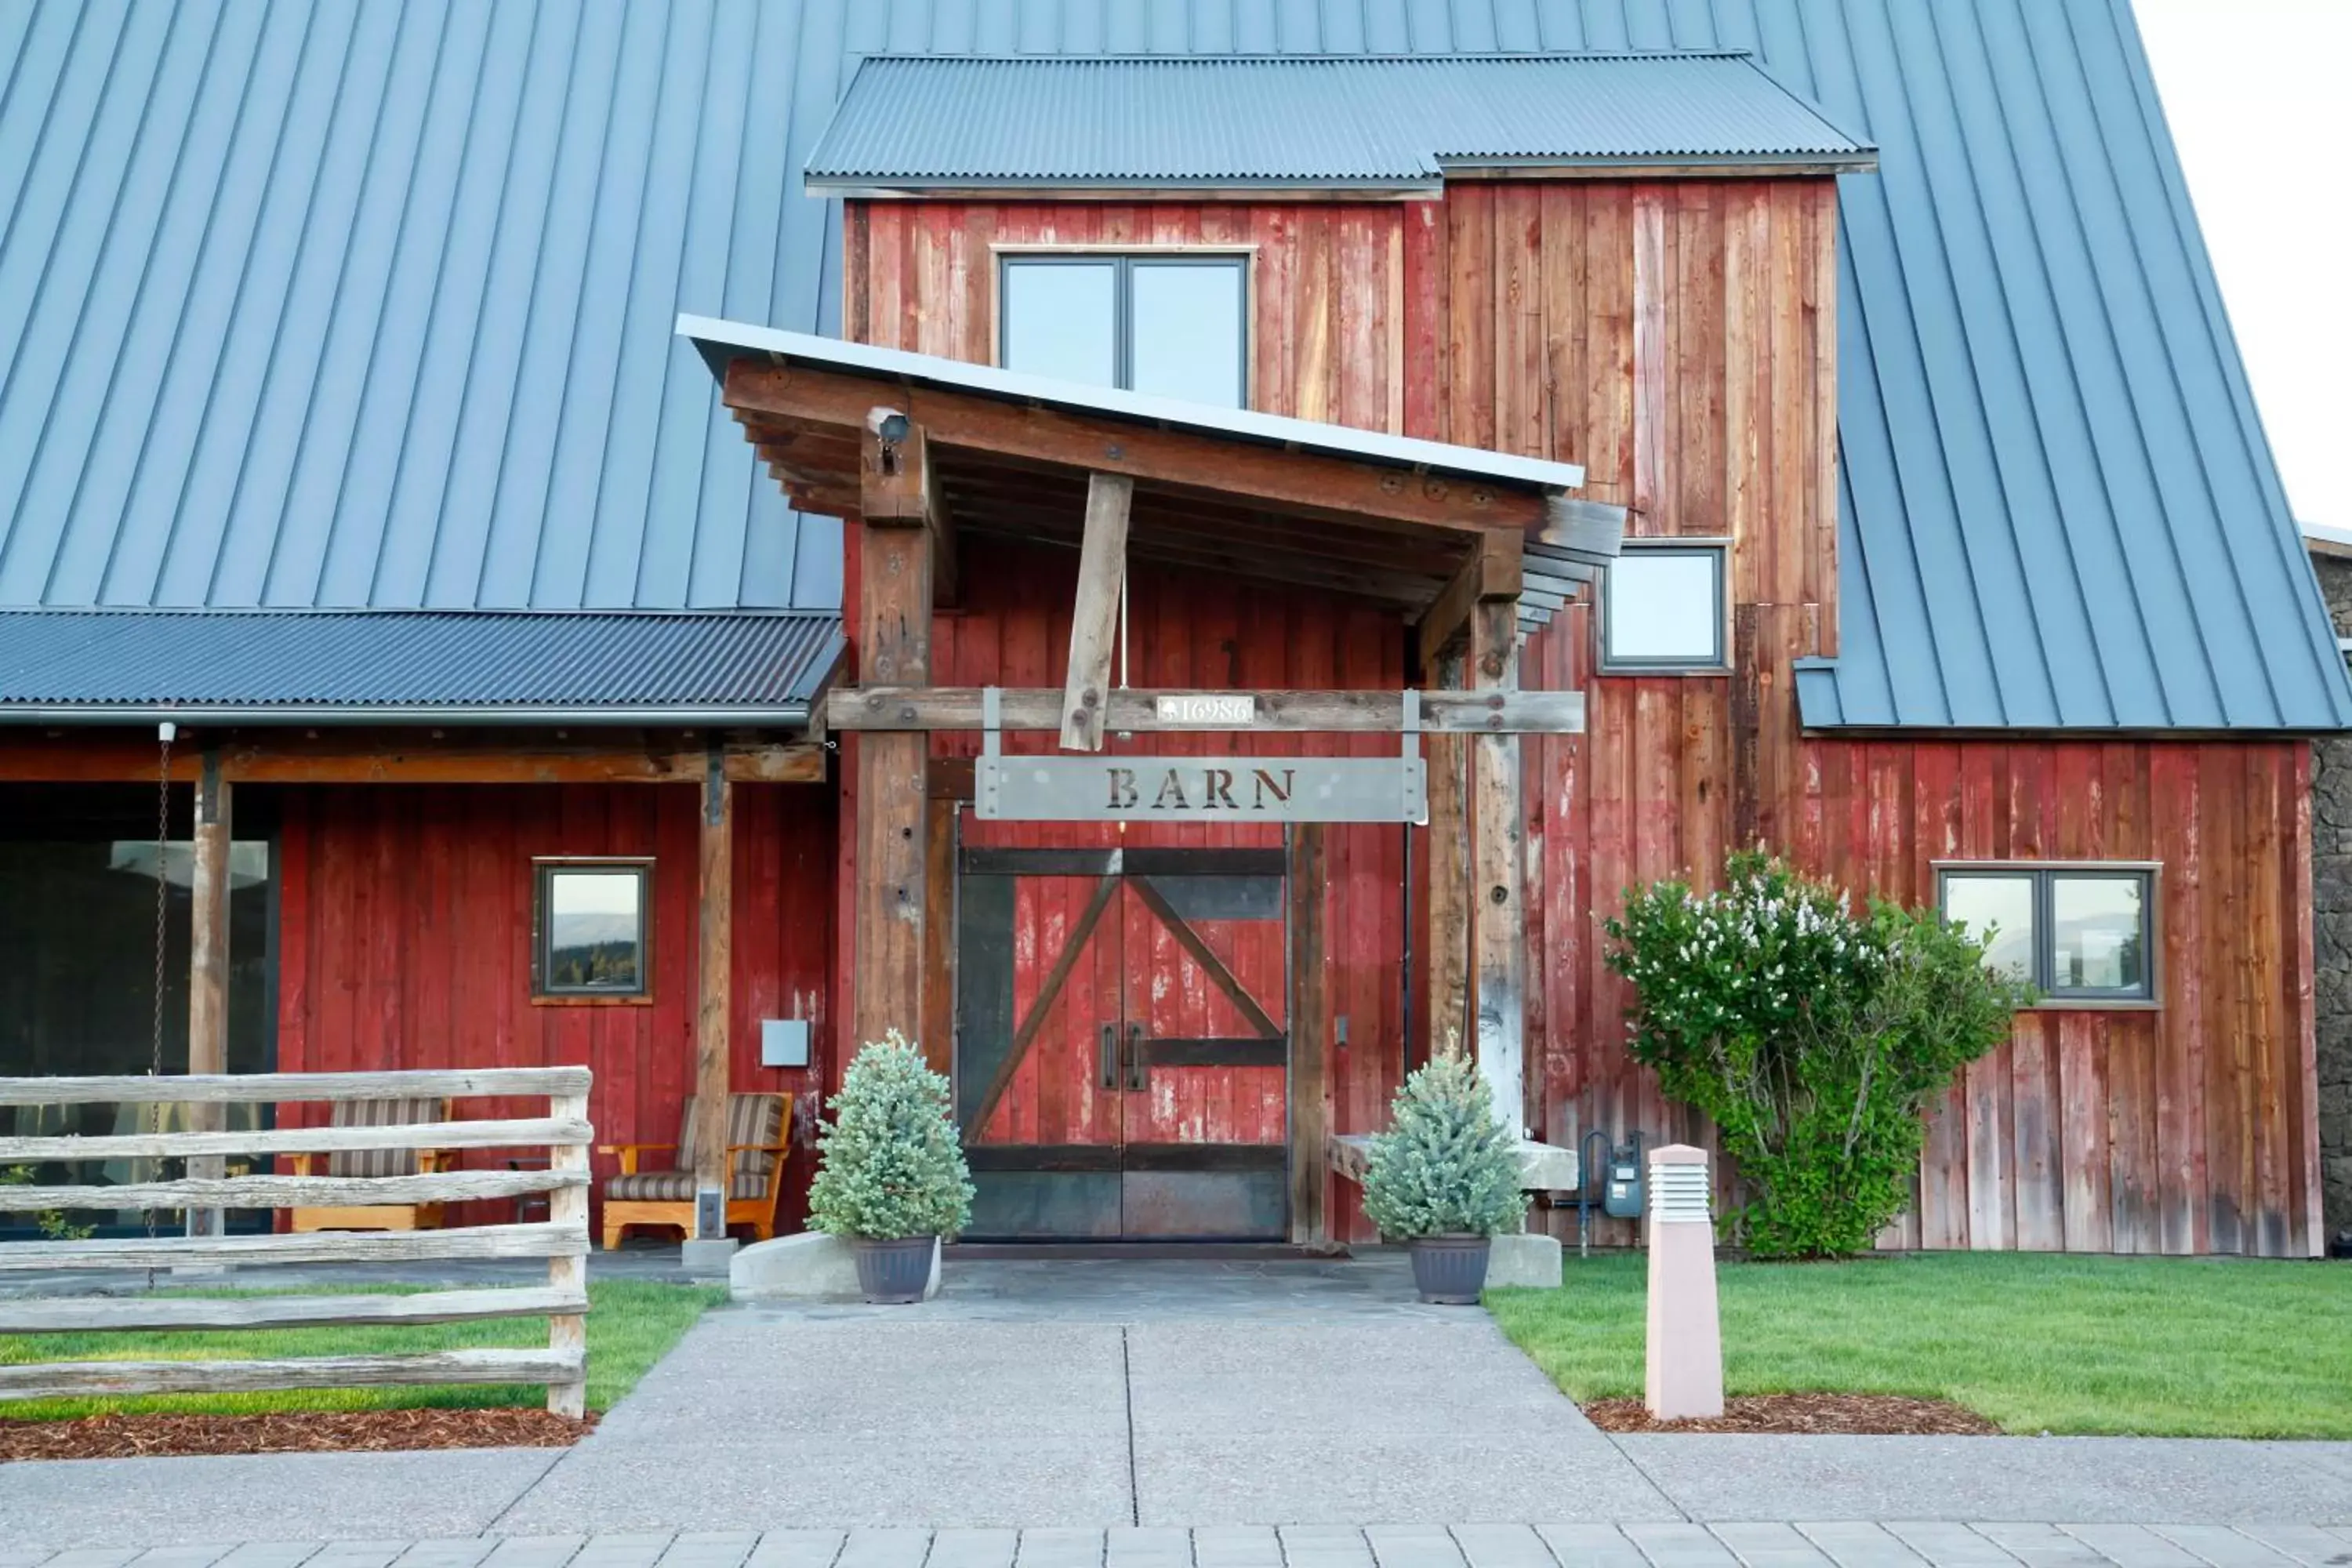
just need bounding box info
[803,53,1874,190]
[0,609,842,720]
[2,0,2343,733]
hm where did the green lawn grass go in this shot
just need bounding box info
[0,1279,725,1421]
[1486,1251,2352,1438]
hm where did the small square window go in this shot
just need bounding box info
[1601,543,1727,670]
[1936,864,2155,1004]
[534,859,652,1000]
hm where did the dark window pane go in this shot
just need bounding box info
[1606,550,1722,664]
[2051,875,2147,993]
[546,869,644,992]
[1131,262,1246,406]
[1003,260,1116,386]
[1943,873,2037,985]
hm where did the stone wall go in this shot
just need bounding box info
[2309,552,2352,1249]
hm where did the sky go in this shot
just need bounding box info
[2134,0,2352,532]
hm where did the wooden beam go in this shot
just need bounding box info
[1062,474,1133,752]
[851,437,934,1051]
[0,737,826,786]
[1424,652,1471,1066]
[829,687,1585,735]
[857,415,957,602]
[725,360,1544,535]
[1288,824,1330,1249]
[185,750,230,1240]
[1415,531,1523,670]
[693,746,733,1240]
[1468,600,1527,1138]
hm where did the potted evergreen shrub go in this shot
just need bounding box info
[806,1031,975,1304]
[1360,1045,1525,1303]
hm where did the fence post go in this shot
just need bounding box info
[546,1084,590,1418]
[1643,1142,1723,1421]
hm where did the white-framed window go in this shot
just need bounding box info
[998,253,1249,408]
[1936,863,2157,1004]
[532,858,653,1000]
[1599,539,1729,671]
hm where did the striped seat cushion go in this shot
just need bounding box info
[324,1097,446,1179]
[607,1171,774,1202]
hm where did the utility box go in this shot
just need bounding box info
[760,1018,811,1069]
[1603,1141,1646,1220]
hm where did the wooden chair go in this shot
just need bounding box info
[287,1096,451,1232]
[599,1092,792,1250]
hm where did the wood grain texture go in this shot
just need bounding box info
[1,1169,586,1213]
[0,1348,583,1402]
[0,1117,590,1161]
[0,1221,586,1272]
[1061,474,1134,751]
[693,765,734,1232]
[0,1287,590,1335]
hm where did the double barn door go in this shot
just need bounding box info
[954,847,1290,1240]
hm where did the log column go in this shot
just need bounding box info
[851,416,935,1053]
[1423,652,1470,1062]
[692,744,733,1244]
[185,748,230,1240]
[1468,599,1528,1138]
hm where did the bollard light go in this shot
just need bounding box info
[1643,1143,1724,1421]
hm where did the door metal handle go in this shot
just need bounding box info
[1099,1023,1117,1090]
[1127,1022,1147,1091]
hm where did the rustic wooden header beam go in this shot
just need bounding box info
[1416,530,1523,669]
[858,413,958,602]
[829,687,1585,735]
[725,361,1548,537]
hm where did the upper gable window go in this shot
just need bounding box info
[1000,255,1248,408]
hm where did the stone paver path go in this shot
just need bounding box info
[5,1526,2352,1568]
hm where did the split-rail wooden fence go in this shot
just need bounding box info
[0,1066,593,1416]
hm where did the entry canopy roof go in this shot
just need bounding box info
[683,316,1614,623]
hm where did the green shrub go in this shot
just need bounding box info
[1360,1046,1526,1240]
[1604,850,2030,1258]
[806,1032,975,1241]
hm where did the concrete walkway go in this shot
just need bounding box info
[3,1258,2348,1544]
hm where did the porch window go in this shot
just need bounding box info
[533,858,652,1000]
[1000,254,1248,408]
[1936,864,2155,1003]
[1600,541,1728,671]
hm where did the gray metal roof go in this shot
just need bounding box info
[804,53,1875,194]
[2,0,2343,732]
[680,318,1588,493]
[0,610,842,724]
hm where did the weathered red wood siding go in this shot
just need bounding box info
[274,783,836,1230]
[842,180,2326,1255]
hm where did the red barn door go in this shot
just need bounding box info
[956,846,1288,1240]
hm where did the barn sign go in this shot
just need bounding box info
[975,753,1427,824]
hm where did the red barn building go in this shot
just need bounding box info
[0,2,2339,1257]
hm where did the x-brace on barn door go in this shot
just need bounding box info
[954,845,1290,1240]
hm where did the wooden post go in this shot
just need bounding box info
[1424,652,1470,1064]
[693,746,732,1241]
[1468,599,1528,1137]
[1061,474,1133,752]
[1288,824,1330,1247]
[853,419,935,1052]
[185,749,230,1240]
[546,1081,590,1418]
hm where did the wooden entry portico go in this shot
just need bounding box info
[686,318,1617,1245]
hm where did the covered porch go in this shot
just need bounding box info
[684,318,1621,1246]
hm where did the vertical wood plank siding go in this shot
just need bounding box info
[845,183,2324,1256]
[276,785,836,1232]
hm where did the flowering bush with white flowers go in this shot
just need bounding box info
[1606,850,2030,1258]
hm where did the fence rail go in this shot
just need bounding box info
[0,1065,593,1416]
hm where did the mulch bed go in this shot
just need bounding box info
[1583,1392,1999,1436]
[0,1406,597,1462]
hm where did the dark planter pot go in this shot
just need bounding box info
[1408,1235,1491,1304]
[851,1236,935,1305]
